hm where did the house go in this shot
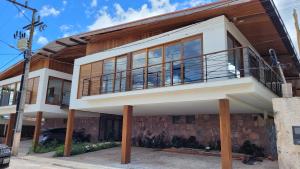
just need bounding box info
[0,0,300,168]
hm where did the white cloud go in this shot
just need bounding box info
[274,0,300,56]
[63,0,67,5]
[39,5,60,17]
[37,36,49,46]
[179,0,215,8]
[88,0,178,30]
[91,0,98,7]
[60,24,73,32]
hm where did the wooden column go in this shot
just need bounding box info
[219,99,232,169]
[64,109,75,157]
[4,113,16,147]
[33,112,43,151]
[121,105,133,164]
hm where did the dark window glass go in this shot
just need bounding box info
[183,39,202,83]
[62,81,71,106]
[186,115,195,124]
[172,115,185,124]
[227,33,242,78]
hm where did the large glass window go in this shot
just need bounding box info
[0,86,10,106]
[132,51,146,90]
[114,56,128,92]
[46,77,71,105]
[8,83,15,105]
[46,77,63,105]
[102,59,115,93]
[165,43,182,86]
[227,33,243,78]
[62,81,71,106]
[148,47,163,88]
[183,38,203,83]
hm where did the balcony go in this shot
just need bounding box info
[81,47,282,98]
[0,90,33,107]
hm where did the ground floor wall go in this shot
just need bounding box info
[43,113,276,156]
[132,114,276,156]
[44,117,100,142]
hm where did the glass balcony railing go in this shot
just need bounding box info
[81,47,283,97]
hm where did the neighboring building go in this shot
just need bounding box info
[0,0,300,168]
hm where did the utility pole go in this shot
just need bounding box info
[293,9,300,55]
[6,0,45,156]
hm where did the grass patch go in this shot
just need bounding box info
[54,142,120,157]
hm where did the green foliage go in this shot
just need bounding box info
[54,142,120,157]
[29,140,62,154]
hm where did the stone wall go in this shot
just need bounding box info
[132,114,275,155]
[273,97,300,169]
[43,117,100,142]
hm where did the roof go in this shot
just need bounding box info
[1,0,299,80]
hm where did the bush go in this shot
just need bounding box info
[30,140,62,154]
[239,140,265,157]
[54,142,120,157]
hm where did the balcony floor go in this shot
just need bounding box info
[71,77,277,116]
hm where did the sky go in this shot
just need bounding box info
[0,0,299,72]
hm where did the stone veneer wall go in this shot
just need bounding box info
[43,117,100,142]
[132,114,275,155]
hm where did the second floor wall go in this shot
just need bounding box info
[70,15,282,110]
[0,68,72,114]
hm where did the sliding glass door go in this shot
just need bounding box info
[148,47,163,88]
[165,43,182,86]
[114,56,128,92]
[182,38,203,83]
[132,51,147,90]
[102,58,115,94]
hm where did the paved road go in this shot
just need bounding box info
[9,157,68,169]
[8,156,117,169]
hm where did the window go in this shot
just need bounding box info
[183,38,203,83]
[114,56,128,92]
[132,51,146,90]
[172,116,182,124]
[78,34,203,96]
[46,77,63,105]
[102,59,115,93]
[165,43,182,86]
[227,33,243,78]
[46,77,71,105]
[186,115,195,124]
[148,47,163,88]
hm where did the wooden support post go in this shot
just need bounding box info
[219,99,232,169]
[121,105,133,164]
[4,113,16,147]
[33,112,43,151]
[64,109,75,157]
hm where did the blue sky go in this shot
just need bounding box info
[0,0,298,72]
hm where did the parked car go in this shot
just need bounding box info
[0,144,11,168]
[39,128,91,145]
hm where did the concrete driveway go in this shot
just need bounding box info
[15,140,278,169]
[34,147,278,169]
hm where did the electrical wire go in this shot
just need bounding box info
[12,3,31,23]
[0,39,20,52]
[0,53,23,71]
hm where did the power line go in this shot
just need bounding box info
[0,53,23,71]
[0,39,20,52]
[12,3,31,22]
